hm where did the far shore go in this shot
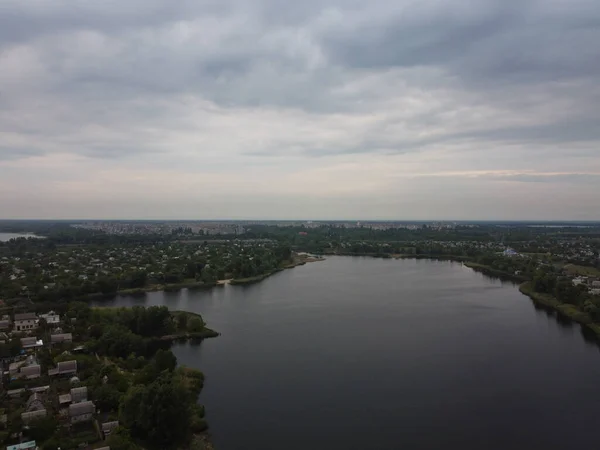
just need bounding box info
[108,253,326,293]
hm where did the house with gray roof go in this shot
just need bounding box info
[0,318,10,331]
[13,313,37,332]
[70,386,88,403]
[25,393,44,412]
[59,393,72,405]
[69,400,95,424]
[50,333,72,344]
[20,337,41,349]
[20,364,41,380]
[49,360,78,376]
[102,420,119,437]
[21,409,47,424]
[40,311,61,325]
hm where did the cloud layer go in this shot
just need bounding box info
[1,0,599,219]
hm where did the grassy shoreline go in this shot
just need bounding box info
[463,261,529,282]
[517,282,600,337]
[455,262,600,340]
[229,254,325,285]
[229,268,283,285]
[91,307,220,341]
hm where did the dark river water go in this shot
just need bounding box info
[101,257,600,450]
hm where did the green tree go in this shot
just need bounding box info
[119,375,192,449]
[154,349,177,372]
[187,317,205,333]
[106,427,141,450]
[27,416,58,443]
[92,383,122,412]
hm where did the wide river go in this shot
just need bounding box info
[102,257,600,450]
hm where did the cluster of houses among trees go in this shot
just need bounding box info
[0,305,213,450]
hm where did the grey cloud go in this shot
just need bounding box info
[1,0,600,220]
[0,1,229,47]
[320,0,600,87]
[0,146,44,161]
[492,174,600,184]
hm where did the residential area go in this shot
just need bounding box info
[0,303,212,450]
[0,309,112,449]
[0,239,292,303]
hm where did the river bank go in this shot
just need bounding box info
[229,253,325,285]
[463,261,528,282]
[92,307,220,342]
[518,282,600,337]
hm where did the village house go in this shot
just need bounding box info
[20,336,43,350]
[48,360,77,376]
[102,420,119,438]
[69,400,95,424]
[59,393,72,406]
[39,311,61,326]
[13,313,38,332]
[70,386,88,403]
[21,409,46,425]
[7,388,25,398]
[21,393,47,425]
[50,333,72,345]
[19,364,41,380]
[0,315,11,331]
[9,360,27,377]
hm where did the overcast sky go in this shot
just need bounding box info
[1,0,599,220]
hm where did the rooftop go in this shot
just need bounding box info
[14,312,37,321]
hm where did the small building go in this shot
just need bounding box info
[26,393,45,412]
[20,336,35,348]
[7,388,25,398]
[49,360,78,376]
[13,313,38,332]
[70,386,88,403]
[58,360,77,374]
[20,337,43,350]
[39,311,61,325]
[9,360,27,377]
[21,409,47,424]
[102,420,119,437]
[50,333,73,345]
[592,280,600,289]
[20,364,41,380]
[0,317,10,331]
[29,385,50,393]
[69,400,95,424]
[59,393,72,405]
